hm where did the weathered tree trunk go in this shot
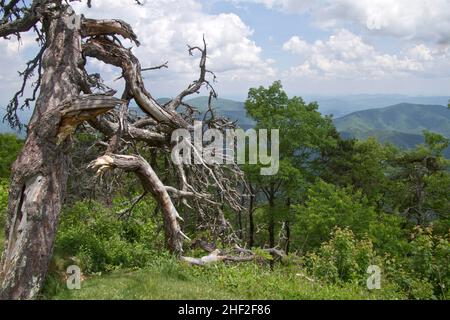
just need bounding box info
[0,7,85,300]
[236,196,244,240]
[248,184,255,248]
[268,196,275,249]
[285,198,291,254]
[284,221,291,254]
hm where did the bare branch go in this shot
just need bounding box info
[117,192,148,220]
[0,0,41,39]
[89,154,185,254]
[166,36,217,111]
[4,44,45,129]
[83,37,189,129]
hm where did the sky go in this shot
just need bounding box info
[1,0,450,103]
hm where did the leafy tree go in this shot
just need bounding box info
[244,81,337,249]
[389,131,450,225]
[320,136,398,209]
[291,180,377,252]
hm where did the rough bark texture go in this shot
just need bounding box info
[0,7,83,299]
[0,6,121,300]
[0,1,247,299]
[89,154,184,254]
[248,184,255,248]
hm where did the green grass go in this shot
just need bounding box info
[46,258,406,300]
[49,268,239,300]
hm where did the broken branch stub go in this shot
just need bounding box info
[57,94,124,144]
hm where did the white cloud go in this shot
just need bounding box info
[283,29,428,79]
[0,32,39,99]
[408,44,434,62]
[72,0,276,94]
[231,0,450,44]
[282,36,309,54]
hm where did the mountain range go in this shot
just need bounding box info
[181,98,450,156]
[334,103,450,151]
[2,96,450,156]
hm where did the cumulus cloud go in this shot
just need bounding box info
[0,32,41,101]
[282,36,309,54]
[282,29,436,79]
[230,0,450,44]
[71,0,276,91]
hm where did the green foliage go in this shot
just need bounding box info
[321,137,398,207]
[54,198,164,274]
[303,228,378,284]
[423,130,450,155]
[47,255,405,300]
[0,179,8,251]
[388,133,450,224]
[389,227,450,299]
[0,134,23,179]
[292,180,378,251]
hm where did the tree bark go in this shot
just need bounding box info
[284,221,291,255]
[0,6,96,300]
[285,198,291,254]
[268,195,275,249]
[248,184,255,248]
[89,154,184,254]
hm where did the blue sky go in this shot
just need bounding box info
[1,0,450,105]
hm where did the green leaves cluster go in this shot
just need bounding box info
[0,134,23,179]
[54,198,164,274]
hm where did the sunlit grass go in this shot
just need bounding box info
[46,258,406,300]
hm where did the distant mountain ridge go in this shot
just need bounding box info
[2,97,450,156]
[334,103,450,156]
[303,95,450,118]
[334,103,450,137]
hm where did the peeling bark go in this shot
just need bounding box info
[0,6,121,299]
[1,0,246,299]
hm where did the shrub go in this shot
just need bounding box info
[381,226,449,300]
[304,228,379,284]
[54,198,164,274]
[292,181,377,252]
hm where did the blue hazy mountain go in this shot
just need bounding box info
[334,103,450,156]
[334,103,450,137]
[303,94,450,118]
[2,96,450,156]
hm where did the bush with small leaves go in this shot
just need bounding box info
[304,228,379,284]
[54,198,164,274]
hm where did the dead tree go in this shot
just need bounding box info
[0,0,249,300]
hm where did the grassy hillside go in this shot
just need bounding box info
[45,258,404,300]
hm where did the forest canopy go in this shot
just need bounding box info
[0,0,448,301]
